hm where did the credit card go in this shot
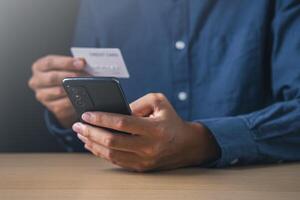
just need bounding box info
[71,47,130,78]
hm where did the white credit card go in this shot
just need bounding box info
[71,47,130,78]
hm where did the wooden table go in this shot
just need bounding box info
[0,154,299,200]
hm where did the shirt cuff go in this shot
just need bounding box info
[44,110,73,136]
[197,116,259,167]
[44,110,82,152]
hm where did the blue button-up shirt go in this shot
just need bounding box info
[46,0,300,167]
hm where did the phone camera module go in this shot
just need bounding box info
[66,86,93,109]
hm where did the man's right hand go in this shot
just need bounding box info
[28,55,87,128]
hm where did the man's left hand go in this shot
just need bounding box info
[72,93,220,172]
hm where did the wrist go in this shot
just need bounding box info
[187,122,221,165]
[53,113,77,129]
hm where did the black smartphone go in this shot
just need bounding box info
[62,77,131,121]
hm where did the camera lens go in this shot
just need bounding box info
[76,87,86,95]
[75,99,85,107]
[75,94,81,100]
[69,87,78,94]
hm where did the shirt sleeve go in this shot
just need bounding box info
[197,0,300,167]
[44,0,98,151]
[44,110,86,152]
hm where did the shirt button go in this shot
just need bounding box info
[178,92,188,101]
[230,158,239,165]
[175,41,186,50]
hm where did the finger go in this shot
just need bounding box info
[33,55,85,72]
[77,133,89,144]
[46,97,74,116]
[81,112,153,136]
[83,141,107,160]
[30,71,82,89]
[35,87,67,102]
[130,93,167,117]
[73,123,143,153]
[84,141,146,171]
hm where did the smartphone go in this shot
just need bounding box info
[62,77,131,121]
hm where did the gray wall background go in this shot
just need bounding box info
[0,0,80,151]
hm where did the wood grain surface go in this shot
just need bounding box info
[0,154,299,200]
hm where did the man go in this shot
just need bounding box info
[29,0,300,172]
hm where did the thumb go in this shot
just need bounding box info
[130,93,166,117]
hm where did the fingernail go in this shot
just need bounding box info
[72,123,83,133]
[73,59,84,69]
[82,112,92,122]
